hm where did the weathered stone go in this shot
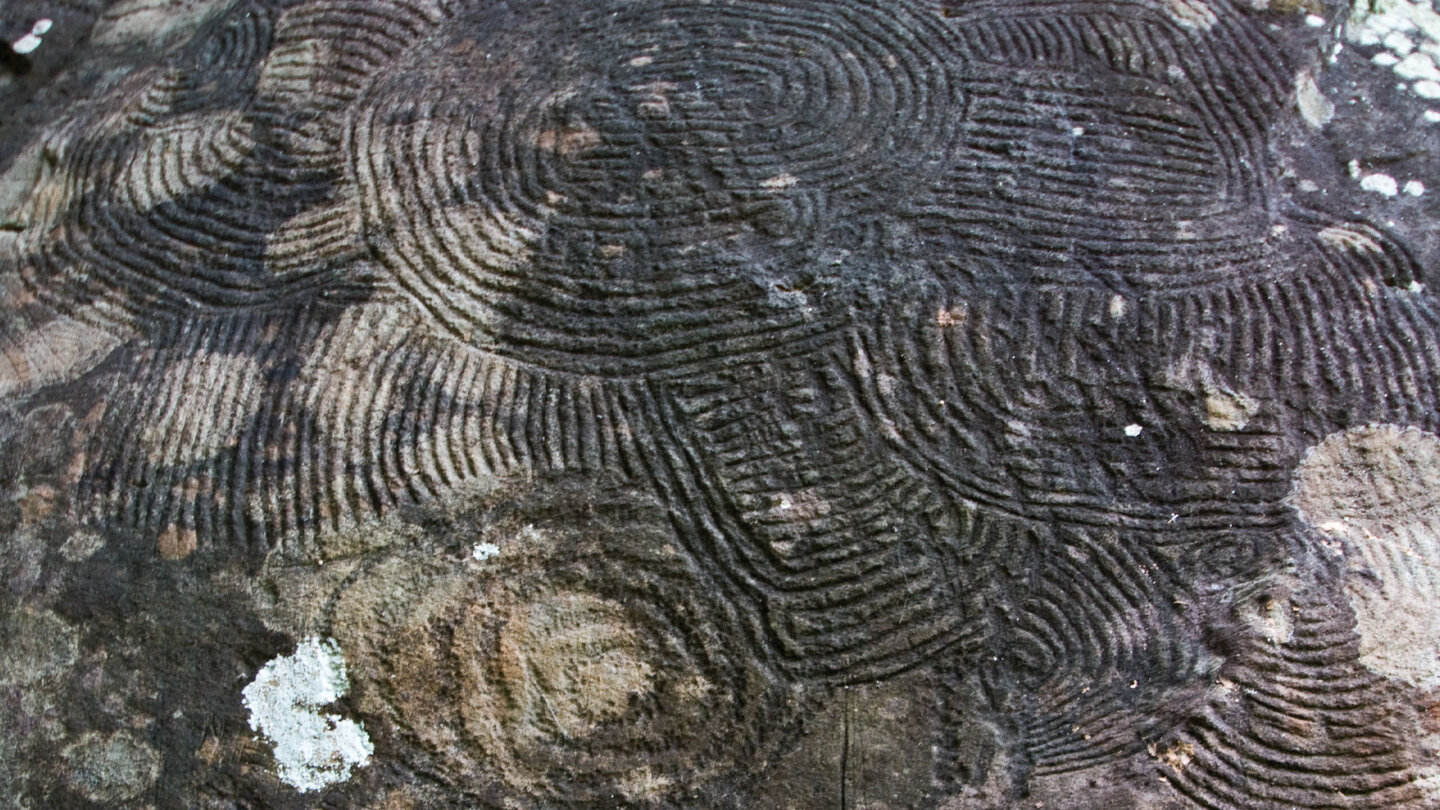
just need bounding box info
[4,0,1440,807]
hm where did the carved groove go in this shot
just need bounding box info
[3,0,1437,806]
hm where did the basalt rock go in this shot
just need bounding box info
[3,1,1440,808]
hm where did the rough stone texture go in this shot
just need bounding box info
[4,0,1440,807]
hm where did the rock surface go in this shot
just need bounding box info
[3,0,1440,807]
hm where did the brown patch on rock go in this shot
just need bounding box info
[1293,424,1440,524]
[535,123,601,156]
[1149,740,1195,774]
[156,524,197,560]
[1202,388,1258,432]
[935,303,968,328]
[195,735,223,766]
[17,485,59,523]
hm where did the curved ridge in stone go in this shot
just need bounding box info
[5,1,1440,806]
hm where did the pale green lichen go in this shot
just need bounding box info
[1348,0,1440,84]
[1349,0,1440,121]
[242,637,373,792]
[1341,2,1438,192]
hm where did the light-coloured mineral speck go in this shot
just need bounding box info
[1297,72,1335,127]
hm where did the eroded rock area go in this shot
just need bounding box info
[4,0,1440,807]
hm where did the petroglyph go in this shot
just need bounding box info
[3,0,1440,807]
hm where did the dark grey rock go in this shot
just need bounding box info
[3,1,1440,807]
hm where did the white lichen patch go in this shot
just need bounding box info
[1348,0,1440,100]
[11,19,51,55]
[1108,294,1128,319]
[12,35,41,56]
[1292,425,1440,686]
[242,637,373,792]
[1386,29,1418,54]
[1348,1,1440,47]
[1360,172,1400,196]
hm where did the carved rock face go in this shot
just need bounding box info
[3,0,1440,807]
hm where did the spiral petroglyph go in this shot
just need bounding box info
[4,0,1440,807]
[291,481,804,805]
[350,0,965,373]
